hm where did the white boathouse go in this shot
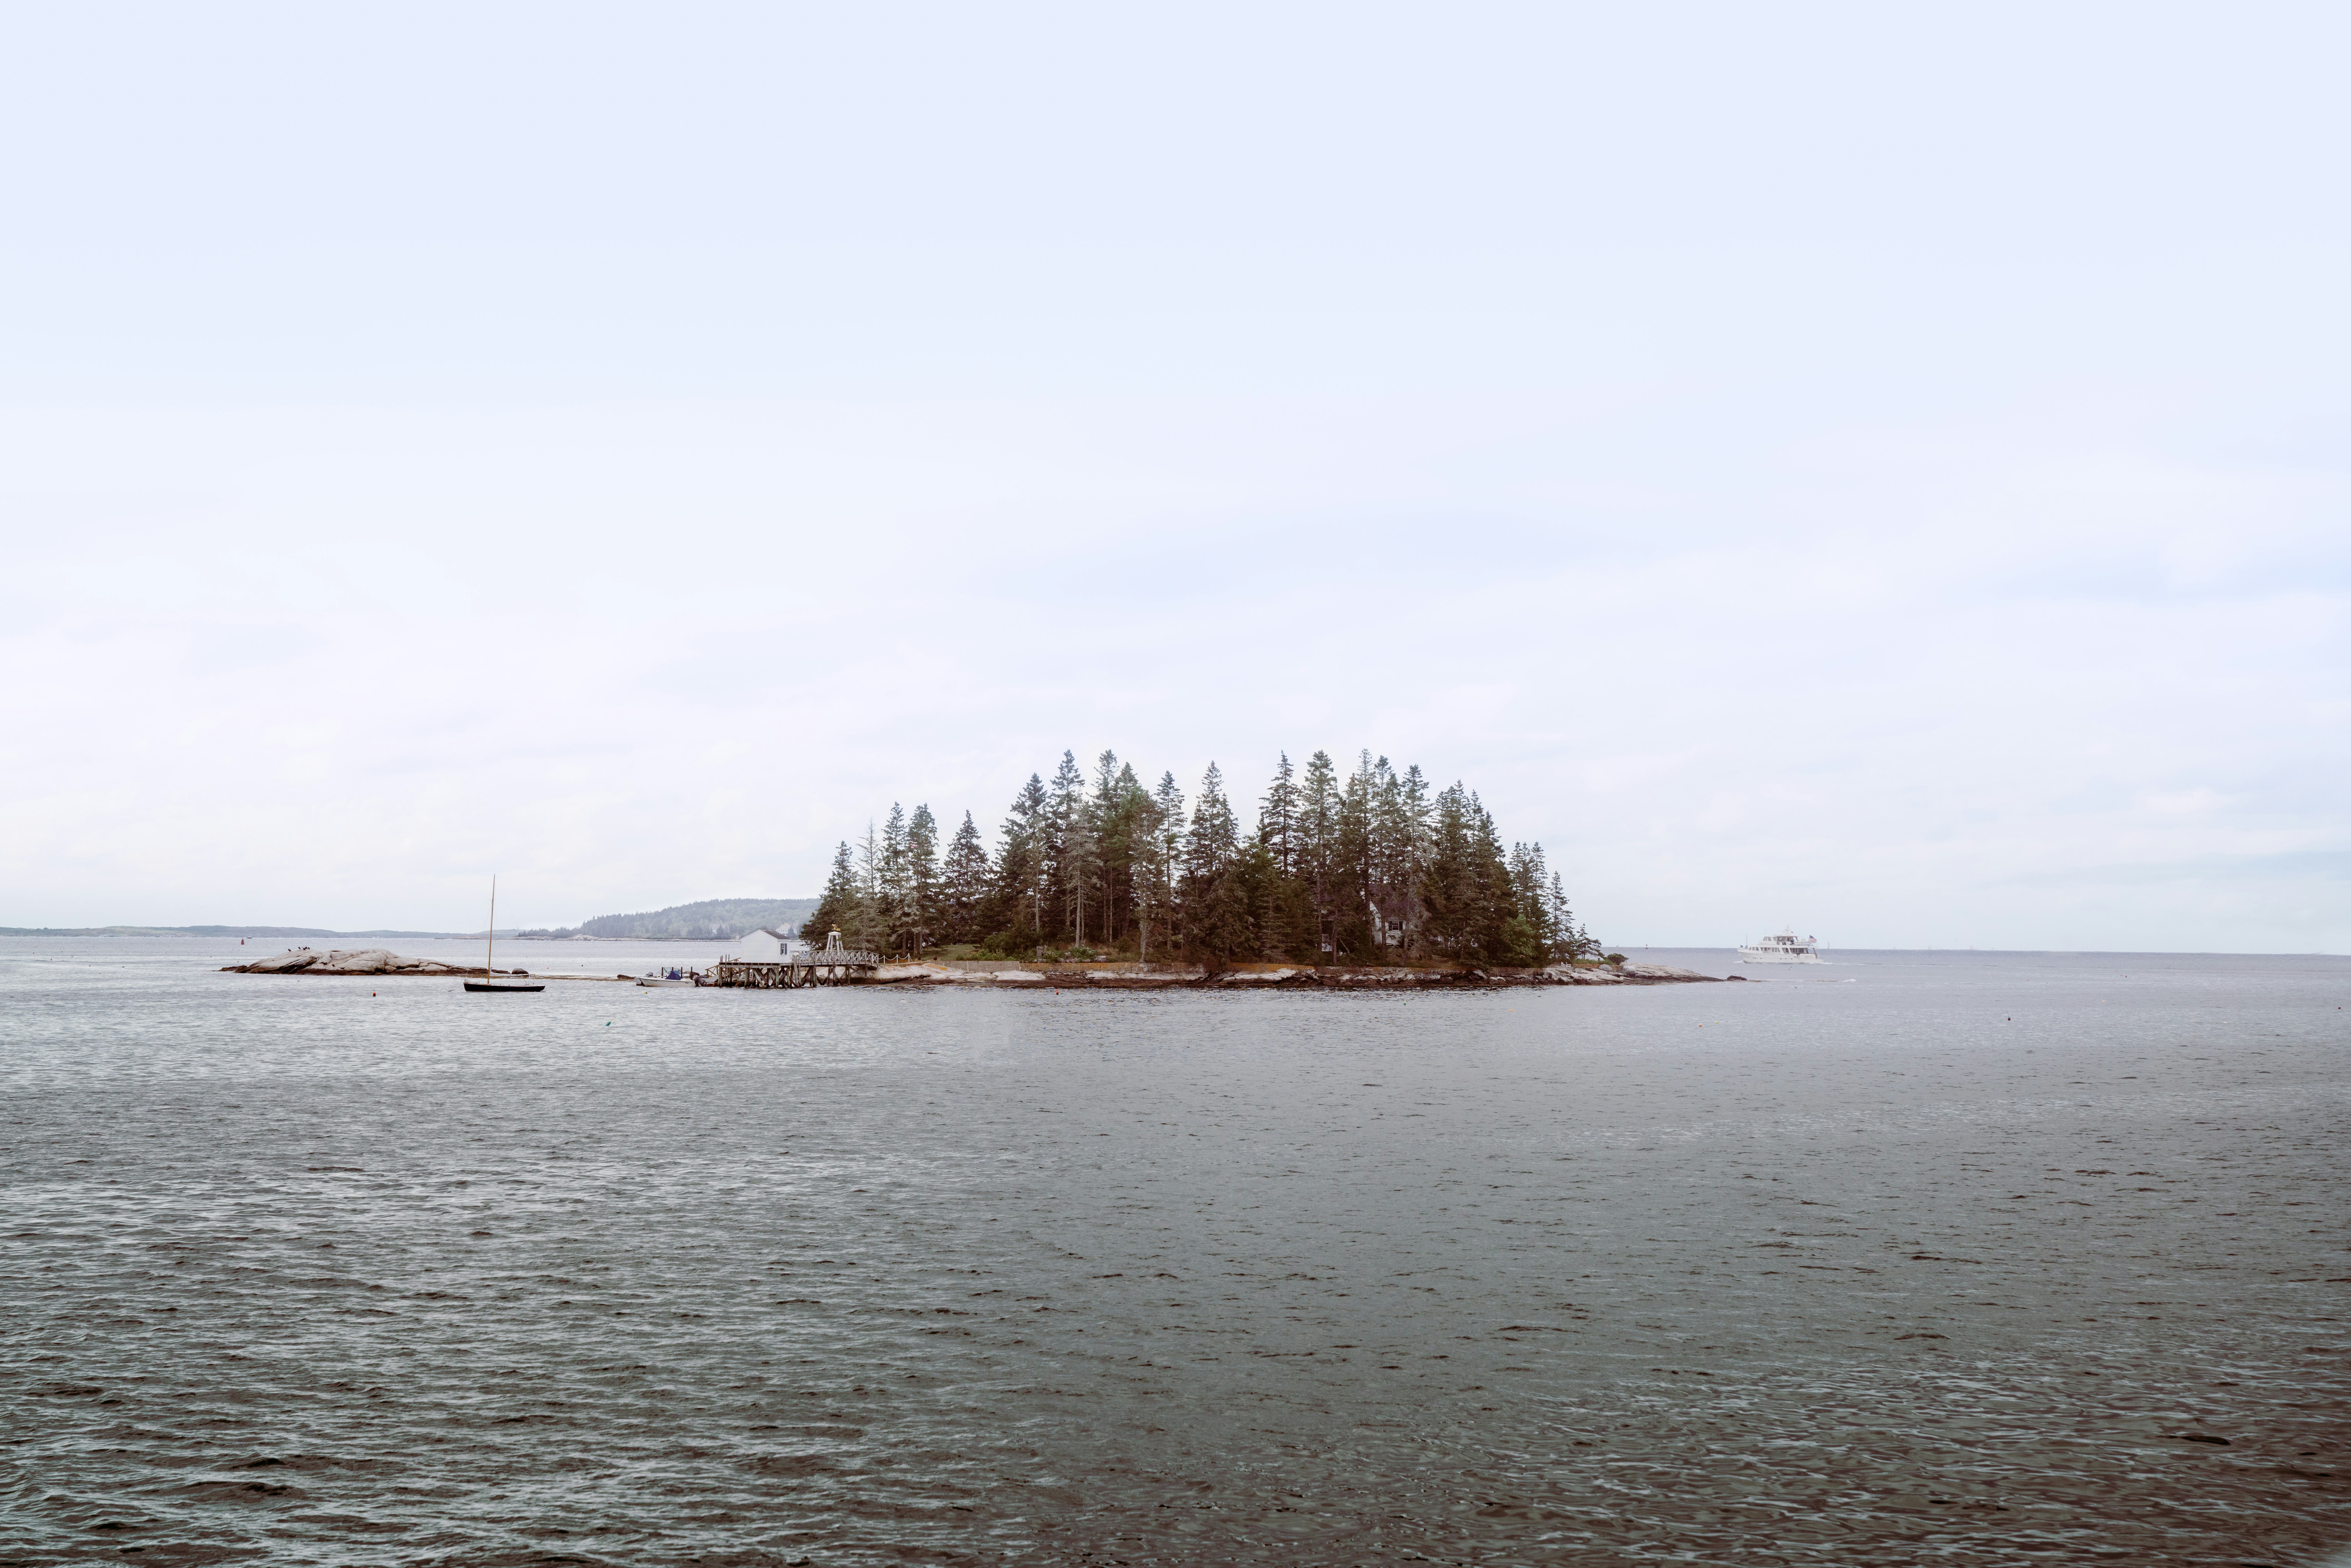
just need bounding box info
[736,927,808,962]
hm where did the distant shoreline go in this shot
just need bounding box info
[2,928,760,941]
[219,949,1726,988]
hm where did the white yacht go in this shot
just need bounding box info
[1738,928,1824,964]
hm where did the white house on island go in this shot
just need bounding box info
[736,927,809,962]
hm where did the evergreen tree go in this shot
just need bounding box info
[907,804,939,954]
[1422,784,1511,962]
[1258,752,1297,876]
[1135,770,1185,962]
[1187,849,1254,967]
[1546,871,1593,959]
[1045,749,1086,945]
[1500,840,1548,968]
[1367,756,1425,958]
[806,841,862,947]
[1180,763,1249,965]
[1296,749,1340,952]
[1236,835,1286,960]
[854,820,888,951]
[943,811,991,942]
[1327,751,1376,959]
[880,804,911,951]
[994,773,1050,950]
[1466,793,1511,962]
[1185,762,1239,880]
[1099,759,1146,947]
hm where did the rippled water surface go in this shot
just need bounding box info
[3,939,2347,1565]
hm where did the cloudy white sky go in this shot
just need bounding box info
[4,3,2345,951]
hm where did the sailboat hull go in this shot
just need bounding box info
[464,981,545,993]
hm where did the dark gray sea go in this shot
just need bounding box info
[4,939,2346,1566]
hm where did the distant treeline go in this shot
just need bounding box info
[521,897,822,941]
[806,749,1596,967]
[0,925,471,939]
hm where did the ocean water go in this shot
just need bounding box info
[2,938,2346,1566]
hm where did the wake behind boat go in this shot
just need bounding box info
[1739,928,1824,963]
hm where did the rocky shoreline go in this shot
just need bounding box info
[223,947,1733,989]
[221,947,550,979]
[863,959,1731,989]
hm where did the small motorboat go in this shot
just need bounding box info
[637,967,695,987]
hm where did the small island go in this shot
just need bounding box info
[224,746,1730,988]
[791,746,1710,983]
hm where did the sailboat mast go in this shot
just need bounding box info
[487,876,496,976]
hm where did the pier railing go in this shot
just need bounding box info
[710,950,882,988]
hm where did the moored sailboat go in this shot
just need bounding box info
[464,876,544,993]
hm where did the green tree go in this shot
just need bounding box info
[1044,749,1086,944]
[1296,749,1340,954]
[806,841,865,949]
[1257,752,1297,877]
[992,773,1050,951]
[1185,762,1239,880]
[907,803,939,954]
[880,804,910,951]
[1421,784,1510,963]
[1135,770,1184,962]
[1547,871,1594,959]
[943,811,991,942]
[851,820,888,951]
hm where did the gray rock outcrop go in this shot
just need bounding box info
[228,947,475,976]
[1618,962,1719,981]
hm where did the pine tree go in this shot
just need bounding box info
[1045,750,1086,947]
[1327,751,1376,959]
[994,773,1050,951]
[1366,756,1425,958]
[907,804,939,955]
[1185,763,1239,881]
[943,811,991,942]
[879,805,912,953]
[1100,759,1145,947]
[1296,749,1340,952]
[1421,784,1482,961]
[1466,793,1511,963]
[1500,840,1547,968]
[807,841,862,948]
[1547,871,1593,959]
[1258,752,1297,877]
[1136,770,1185,962]
[855,820,888,951]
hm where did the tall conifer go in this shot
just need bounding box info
[943,811,991,942]
[907,804,939,954]
[1258,752,1297,876]
[807,841,863,947]
[1186,763,1238,880]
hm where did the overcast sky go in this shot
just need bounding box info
[4,3,2345,951]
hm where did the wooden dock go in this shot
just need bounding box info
[708,932,881,988]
